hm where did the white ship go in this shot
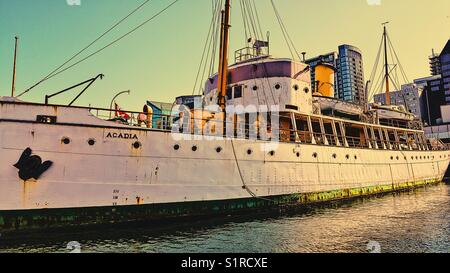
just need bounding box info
[1,1,449,235]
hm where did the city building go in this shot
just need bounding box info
[429,49,441,76]
[305,44,366,105]
[305,52,338,95]
[336,45,366,105]
[414,75,444,126]
[373,83,424,119]
[441,40,450,101]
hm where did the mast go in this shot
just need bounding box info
[11,36,19,97]
[382,23,390,105]
[217,0,231,111]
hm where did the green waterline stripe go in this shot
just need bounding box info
[0,178,442,234]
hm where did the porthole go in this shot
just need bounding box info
[275,83,281,90]
[174,144,180,150]
[296,152,300,158]
[88,139,96,146]
[313,152,318,158]
[192,146,198,152]
[269,151,275,156]
[62,137,70,145]
[332,154,337,159]
[252,85,258,91]
[346,155,350,160]
[411,156,414,160]
[354,155,358,160]
[216,147,223,153]
[304,87,310,94]
[293,84,299,91]
[247,149,253,155]
[390,156,394,160]
[133,141,142,149]
[396,156,399,160]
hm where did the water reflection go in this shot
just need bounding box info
[1,184,449,253]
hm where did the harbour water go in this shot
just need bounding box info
[0,184,449,253]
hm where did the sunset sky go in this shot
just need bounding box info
[0,0,449,110]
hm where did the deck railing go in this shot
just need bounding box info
[88,107,442,151]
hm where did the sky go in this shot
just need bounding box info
[0,0,449,110]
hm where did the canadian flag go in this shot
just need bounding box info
[115,103,130,120]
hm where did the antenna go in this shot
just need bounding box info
[11,36,19,97]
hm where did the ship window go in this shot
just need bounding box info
[346,155,350,159]
[226,87,233,100]
[247,149,253,155]
[354,155,358,160]
[296,152,300,158]
[216,147,223,153]
[62,137,71,145]
[275,83,281,90]
[293,84,299,91]
[234,86,243,98]
[269,151,275,156]
[396,156,399,160]
[332,154,337,159]
[391,156,394,160]
[133,141,141,149]
[252,85,258,91]
[88,139,96,146]
[313,153,318,158]
[192,146,198,152]
[174,144,180,150]
[304,87,310,94]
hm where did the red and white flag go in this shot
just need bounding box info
[114,103,130,120]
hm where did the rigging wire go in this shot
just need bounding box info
[192,0,222,95]
[246,0,264,40]
[250,0,265,40]
[209,0,222,77]
[239,0,250,41]
[270,0,302,61]
[18,0,153,98]
[387,34,409,84]
[242,0,260,40]
[367,35,384,100]
[17,0,180,98]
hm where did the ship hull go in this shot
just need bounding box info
[0,178,442,236]
[1,101,449,235]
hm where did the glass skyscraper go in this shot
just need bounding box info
[336,45,366,105]
[441,40,450,104]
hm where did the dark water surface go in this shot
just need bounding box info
[1,184,449,253]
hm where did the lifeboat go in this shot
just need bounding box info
[371,103,415,121]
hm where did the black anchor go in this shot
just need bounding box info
[13,148,53,181]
